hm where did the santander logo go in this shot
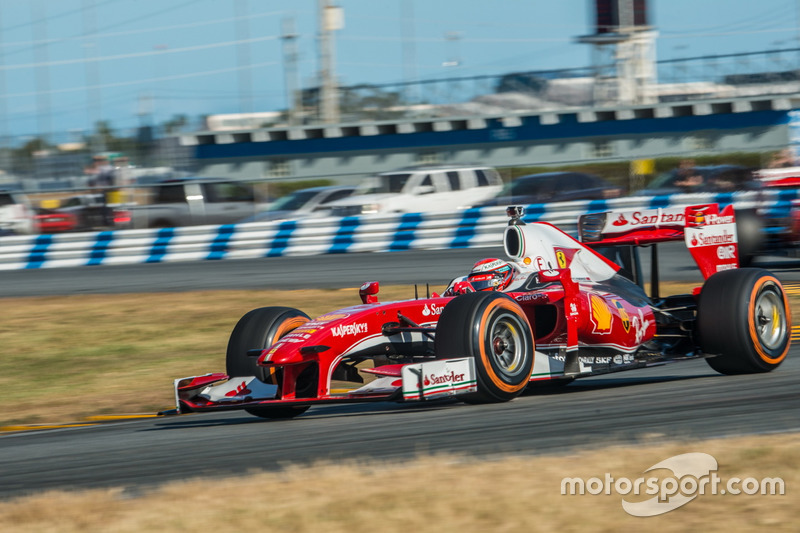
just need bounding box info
[423,371,466,387]
[422,303,444,316]
[610,210,684,229]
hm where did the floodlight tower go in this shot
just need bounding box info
[318,0,343,123]
[576,0,657,106]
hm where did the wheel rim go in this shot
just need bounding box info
[489,312,527,377]
[754,287,787,351]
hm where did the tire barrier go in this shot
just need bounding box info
[0,190,793,270]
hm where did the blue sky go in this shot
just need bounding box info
[1,0,799,143]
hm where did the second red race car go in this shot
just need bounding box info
[165,203,791,420]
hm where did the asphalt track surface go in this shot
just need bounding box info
[1,356,798,499]
[1,246,800,499]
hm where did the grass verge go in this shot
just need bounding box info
[0,432,796,532]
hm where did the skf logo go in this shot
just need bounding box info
[614,300,630,333]
[590,294,612,334]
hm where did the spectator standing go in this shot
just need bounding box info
[86,155,117,227]
[673,158,703,191]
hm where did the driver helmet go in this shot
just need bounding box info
[468,258,515,291]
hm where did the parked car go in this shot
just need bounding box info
[240,186,355,223]
[0,189,34,235]
[33,208,78,233]
[51,193,131,231]
[327,164,502,216]
[130,178,257,228]
[635,165,762,196]
[477,171,622,207]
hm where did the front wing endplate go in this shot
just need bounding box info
[401,358,477,400]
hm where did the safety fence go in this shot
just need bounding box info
[0,190,796,270]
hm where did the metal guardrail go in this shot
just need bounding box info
[0,190,794,271]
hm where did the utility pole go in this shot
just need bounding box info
[32,0,52,147]
[318,0,342,124]
[235,0,253,114]
[281,17,301,126]
[82,0,103,153]
[401,0,417,104]
[0,5,9,170]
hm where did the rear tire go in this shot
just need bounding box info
[735,209,763,267]
[698,268,791,374]
[226,306,311,419]
[435,292,534,403]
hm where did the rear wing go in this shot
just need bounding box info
[578,203,739,282]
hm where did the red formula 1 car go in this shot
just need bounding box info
[167,204,792,420]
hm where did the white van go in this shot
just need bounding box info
[0,190,34,235]
[328,164,503,216]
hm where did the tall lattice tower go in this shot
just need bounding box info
[576,0,657,105]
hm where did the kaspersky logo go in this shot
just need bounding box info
[332,323,368,337]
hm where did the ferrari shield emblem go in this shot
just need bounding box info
[556,250,567,269]
[554,247,577,269]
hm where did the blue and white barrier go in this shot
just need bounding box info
[0,190,793,270]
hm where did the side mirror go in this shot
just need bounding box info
[359,281,380,304]
[414,185,435,195]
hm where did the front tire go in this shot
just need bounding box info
[435,292,534,403]
[698,268,791,374]
[226,306,311,419]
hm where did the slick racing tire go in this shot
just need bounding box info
[226,306,311,419]
[435,291,534,403]
[698,268,791,374]
[735,209,763,267]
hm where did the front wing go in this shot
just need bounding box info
[173,358,478,413]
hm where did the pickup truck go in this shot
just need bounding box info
[130,178,258,229]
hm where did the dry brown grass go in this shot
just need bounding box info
[0,432,797,532]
